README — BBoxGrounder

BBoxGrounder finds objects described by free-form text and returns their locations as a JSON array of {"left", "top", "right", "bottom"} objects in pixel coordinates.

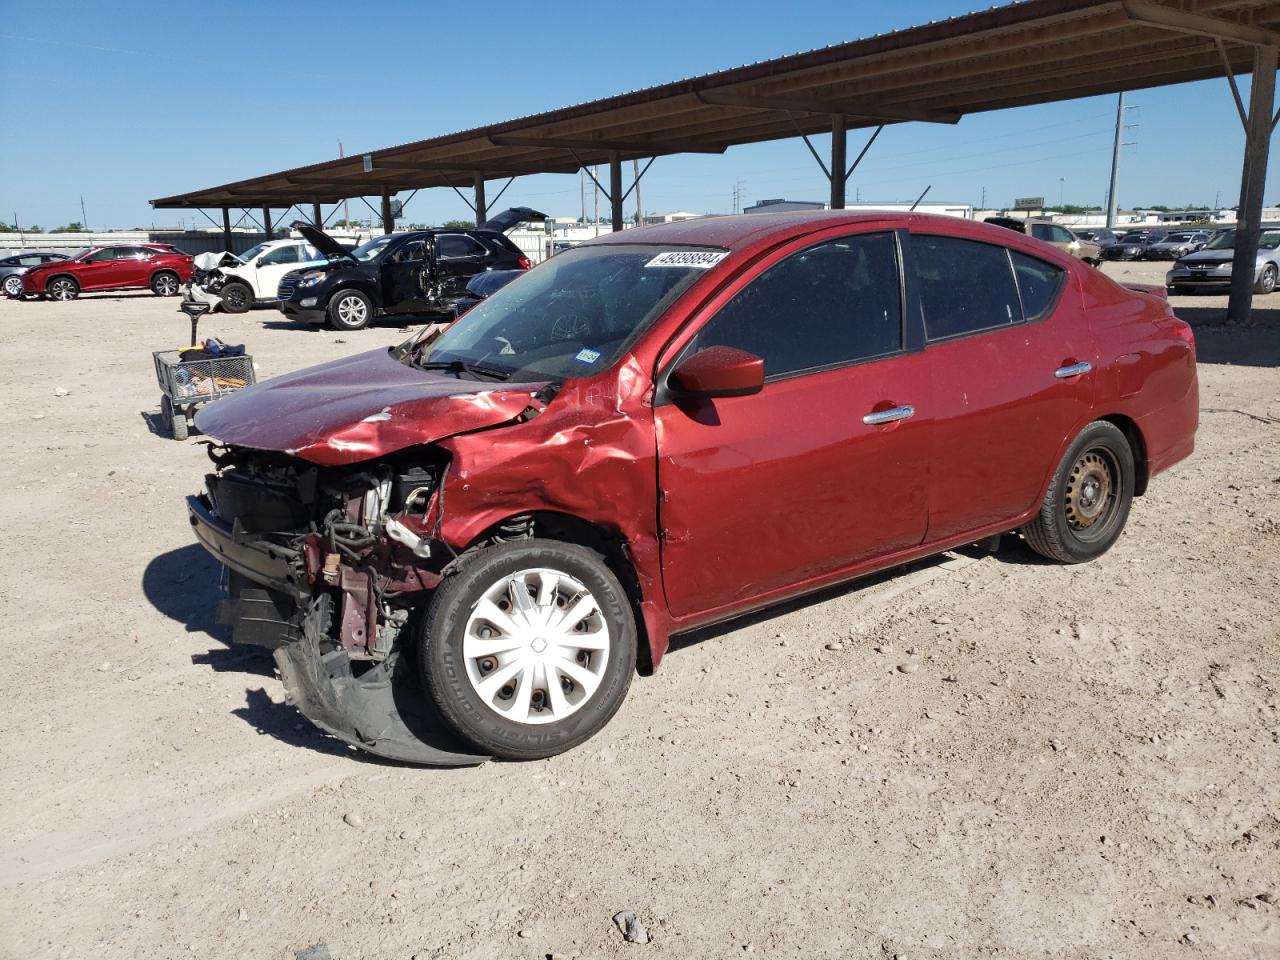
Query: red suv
[
  {"left": 16, "top": 244, "right": 193, "bottom": 300},
  {"left": 186, "top": 212, "right": 1198, "bottom": 764}
]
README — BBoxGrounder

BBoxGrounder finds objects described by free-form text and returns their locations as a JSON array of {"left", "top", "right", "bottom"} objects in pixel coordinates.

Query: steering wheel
[{"left": 550, "top": 313, "right": 590, "bottom": 341}]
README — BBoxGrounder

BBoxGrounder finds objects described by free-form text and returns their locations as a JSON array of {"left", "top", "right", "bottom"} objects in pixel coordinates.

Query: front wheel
[
  {"left": 1021, "top": 420, "right": 1135, "bottom": 563},
  {"left": 420, "top": 539, "right": 637, "bottom": 760},
  {"left": 220, "top": 281, "right": 253, "bottom": 313},
  {"left": 47, "top": 276, "right": 79, "bottom": 301},
  {"left": 1254, "top": 264, "right": 1277, "bottom": 295},
  {"left": 326, "top": 289, "right": 373, "bottom": 330},
  {"left": 161, "top": 395, "right": 188, "bottom": 440},
  {"left": 3, "top": 275, "right": 22, "bottom": 297}
]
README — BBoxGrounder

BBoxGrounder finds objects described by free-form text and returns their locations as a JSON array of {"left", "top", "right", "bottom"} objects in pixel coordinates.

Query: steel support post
[
  {"left": 312, "top": 201, "right": 322, "bottom": 226},
  {"left": 473, "top": 173, "right": 487, "bottom": 226},
  {"left": 221, "top": 207, "right": 232, "bottom": 250},
  {"left": 1227, "top": 45, "right": 1277, "bottom": 323},
  {"left": 262, "top": 207, "right": 272, "bottom": 239},
  {"left": 381, "top": 189, "right": 394, "bottom": 235},
  {"left": 830, "top": 115, "right": 847, "bottom": 209},
  {"left": 609, "top": 152, "right": 624, "bottom": 231}
]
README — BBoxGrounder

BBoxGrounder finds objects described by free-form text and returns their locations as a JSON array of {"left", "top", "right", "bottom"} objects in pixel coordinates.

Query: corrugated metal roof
[{"left": 154, "top": 0, "right": 1278, "bottom": 209}]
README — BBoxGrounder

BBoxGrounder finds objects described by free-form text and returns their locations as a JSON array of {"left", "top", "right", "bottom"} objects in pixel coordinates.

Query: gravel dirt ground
[{"left": 0, "top": 260, "right": 1276, "bottom": 960}]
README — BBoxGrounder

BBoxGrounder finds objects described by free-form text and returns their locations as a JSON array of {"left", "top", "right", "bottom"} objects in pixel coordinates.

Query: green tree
[
  {"left": 50, "top": 222, "right": 90, "bottom": 233},
  {"left": 442, "top": 219, "right": 475, "bottom": 229}
]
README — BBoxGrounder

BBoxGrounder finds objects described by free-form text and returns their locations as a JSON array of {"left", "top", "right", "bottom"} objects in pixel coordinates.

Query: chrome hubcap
[
  {"left": 3, "top": 277, "right": 20, "bottom": 296},
  {"left": 156, "top": 276, "right": 177, "bottom": 295},
  {"left": 337, "top": 296, "right": 367, "bottom": 324},
  {"left": 462, "top": 568, "right": 610, "bottom": 725}
]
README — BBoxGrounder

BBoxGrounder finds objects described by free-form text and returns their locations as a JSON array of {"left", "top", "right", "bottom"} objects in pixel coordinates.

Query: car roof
[{"left": 577, "top": 210, "right": 1031, "bottom": 253}]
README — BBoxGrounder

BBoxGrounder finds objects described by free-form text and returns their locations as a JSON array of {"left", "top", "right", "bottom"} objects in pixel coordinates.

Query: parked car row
[
  {"left": 6, "top": 244, "right": 193, "bottom": 300},
  {"left": 0, "top": 251, "right": 70, "bottom": 297},
  {"left": 186, "top": 211, "right": 1199, "bottom": 762},
  {"left": 1167, "top": 226, "right": 1280, "bottom": 295}
]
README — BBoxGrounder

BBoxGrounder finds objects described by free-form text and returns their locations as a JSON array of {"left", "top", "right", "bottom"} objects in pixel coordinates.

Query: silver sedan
[
  {"left": 1, "top": 251, "right": 70, "bottom": 297},
  {"left": 1166, "top": 228, "right": 1280, "bottom": 295}
]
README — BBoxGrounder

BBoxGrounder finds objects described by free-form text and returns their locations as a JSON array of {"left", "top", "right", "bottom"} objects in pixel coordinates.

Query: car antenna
[{"left": 909, "top": 185, "right": 932, "bottom": 212}]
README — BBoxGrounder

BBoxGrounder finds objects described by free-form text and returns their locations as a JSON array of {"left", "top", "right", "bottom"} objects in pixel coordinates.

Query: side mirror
[{"left": 669, "top": 346, "right": 764, "bottom": 399}]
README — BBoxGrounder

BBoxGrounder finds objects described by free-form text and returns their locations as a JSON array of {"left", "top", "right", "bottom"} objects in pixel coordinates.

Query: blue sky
[{"left": 0, "top": 0, "right": 1273, "bottom": 230}]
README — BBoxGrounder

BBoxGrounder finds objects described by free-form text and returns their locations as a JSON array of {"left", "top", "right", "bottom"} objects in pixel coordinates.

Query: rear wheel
[
  {"left": 327, "top": 289, "right": 372, "bottom": 330},
  {"left": 220, "top": 281, "right": 253, "bottom": 313},
  {"left": 151, "top": 271, "right": 180, "bottom": 297},
  {"left": 1254, "top": 264, "right": 1277, "bottom": 294},
  {"left": 161, "top": 395, "right": 188, "bottom": 440},
  {"left": 420, "top": 539, "right": 637, "bottom": 760},
  {"left": 1021, "top": 420, "right": 1135, "bottom": 564},
  {"left": 46, "top": 276, "right": 79, "bottom": 301}
]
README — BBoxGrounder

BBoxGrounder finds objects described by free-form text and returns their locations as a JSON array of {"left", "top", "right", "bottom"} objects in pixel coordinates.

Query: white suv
[{"left": 193, "top": 239, "right": 324, "bottom": 313}]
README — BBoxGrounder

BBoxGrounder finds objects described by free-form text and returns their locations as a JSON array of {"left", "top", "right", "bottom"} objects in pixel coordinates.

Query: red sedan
[
  {"left": 187, "top": 211, "right": 1198, "bottom": 763},
  {"left": 17, "top": 243, "right": 193, "bottom": 300}
]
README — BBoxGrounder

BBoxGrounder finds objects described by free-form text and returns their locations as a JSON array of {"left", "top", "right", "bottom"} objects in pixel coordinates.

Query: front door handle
[
  {"left": 863, "top": 404, "right": 915, "bottom": 426},
  {"left": 1055, "top": 361, "right": 1092, "bottom": 379}
]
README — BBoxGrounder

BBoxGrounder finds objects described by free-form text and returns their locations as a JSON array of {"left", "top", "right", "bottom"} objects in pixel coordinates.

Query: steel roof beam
[
  {"left": 487, "top": 134, "right": 726, "bottom": 156},
  {"left": 1120, "top": 0, "right": 1279, "bottom": 46},
  {"left": 695, "top": 89, "right": 961, "bottom": 124}
]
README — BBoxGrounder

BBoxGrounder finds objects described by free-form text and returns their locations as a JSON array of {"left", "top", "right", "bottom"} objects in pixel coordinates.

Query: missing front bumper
[{"left": 275, "top": 597, "right": 488, "bottom": 767}]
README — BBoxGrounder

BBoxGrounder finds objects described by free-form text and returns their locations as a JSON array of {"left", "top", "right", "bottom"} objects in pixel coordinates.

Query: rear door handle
[
  {"left": 1054, "top": 361, "right": 1092, "bottom": 379},
  {"left": 862, "top": 404, "right": 915, "bottom": 425}
]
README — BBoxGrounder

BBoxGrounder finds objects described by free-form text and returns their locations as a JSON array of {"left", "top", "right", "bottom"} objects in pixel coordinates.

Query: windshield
[
  {"left": 347, "top": 236, "right": 393, "bottom": 262},
  {"left": 68, "top": 248, "right": 93, "bottom": 261},
  {"left": 1205, "top": 230, "right": 1235, "bottom": 250},
  {"left": 407, "top": 244, "right": 721, "bottom": 382},
  {"left": 1163, "top": 233, "right": 1193, "bottom": 243},
  {"left": 239, "top": 242, "right": 270, "bottom": 262}
]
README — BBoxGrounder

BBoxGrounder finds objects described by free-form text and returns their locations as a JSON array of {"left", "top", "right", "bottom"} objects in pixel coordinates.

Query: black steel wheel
[{"left": 1021, "top": 420, "right": 1135, "bottom": 563}]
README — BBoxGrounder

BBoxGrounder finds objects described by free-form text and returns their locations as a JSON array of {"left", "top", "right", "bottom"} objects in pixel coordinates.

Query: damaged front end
[{"left": 188, "top": 443, "right": 487, "bottom": 765}]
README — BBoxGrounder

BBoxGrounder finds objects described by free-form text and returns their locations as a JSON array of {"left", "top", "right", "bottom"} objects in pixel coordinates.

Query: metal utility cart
[{"left": 153, "top": 301, "right": 255, "bottom": 440}]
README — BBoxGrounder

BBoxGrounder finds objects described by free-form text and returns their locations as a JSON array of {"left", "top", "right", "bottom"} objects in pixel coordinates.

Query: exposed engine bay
[{"left": 190, "top": 443, "right": 497, "bottom": 764}]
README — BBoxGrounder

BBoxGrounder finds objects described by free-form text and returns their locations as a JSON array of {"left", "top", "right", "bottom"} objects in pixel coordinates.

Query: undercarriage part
[
  {"left": 217, "top": 572, "right": 299, "bottom": 648},
  {"left": 275, "top": 596, "right": 488, "bottom": 766}
]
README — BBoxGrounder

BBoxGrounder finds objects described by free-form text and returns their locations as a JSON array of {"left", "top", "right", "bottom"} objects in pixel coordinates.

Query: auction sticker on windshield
[{"left": 645, "top": 251, "right": 727, "bottom": 269}]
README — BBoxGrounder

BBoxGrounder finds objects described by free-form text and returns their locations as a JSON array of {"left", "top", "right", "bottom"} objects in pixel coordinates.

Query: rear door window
[
  {"left": 914, "top": 235, "right": 1021, "bottom": 340},
  {"left": 437, "top": 234, "right": 485, "bottom": 259},
  {"left": 687, "top": 232, "right": 903, "bottom": 380},
  {"left": 258, "top": 245, "right": 301, "bottom": 266},
  {"left": 1009, "top": 251, "right": 1067, "bottom": 321}
]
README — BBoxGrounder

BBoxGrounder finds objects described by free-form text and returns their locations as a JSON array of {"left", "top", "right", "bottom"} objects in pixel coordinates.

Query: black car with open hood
[{"left": 279, "top": 208, "right": 544, "bottom": 331}]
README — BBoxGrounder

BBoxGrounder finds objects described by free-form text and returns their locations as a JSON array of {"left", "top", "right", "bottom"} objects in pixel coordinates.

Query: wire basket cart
[{"left": 153, "top": 301, "right": 256, "bottom": 440}]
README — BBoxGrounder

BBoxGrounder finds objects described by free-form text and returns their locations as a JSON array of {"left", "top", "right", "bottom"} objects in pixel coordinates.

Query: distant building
[
  {"left": 743, "top": 198, "right": 826, "bottom": 214},
  {"left": 642, "top": 211, "right": 704, "bottom": 225}
]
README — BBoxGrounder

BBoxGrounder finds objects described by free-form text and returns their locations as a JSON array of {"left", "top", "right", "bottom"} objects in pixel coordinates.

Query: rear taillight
[{"left": 518, "top": 256, "right": 531, "bottom": 270}]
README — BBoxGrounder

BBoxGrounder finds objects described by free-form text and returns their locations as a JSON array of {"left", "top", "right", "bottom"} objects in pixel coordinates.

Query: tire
[
  {"left": 220, "top": 281, "right": 253, "bottom": 313},
  {"left": 1021, "top": 420, "right": 1135, "bottom": 564},
  {"left": 162, "top": 395, "right": 188, "bottom": 440},
  {"left": 420, "top": 538, "right": 637, "bottom": 760},
  {"left": 46, "top": 276, "right": 79, "bottom": 301},
  {"left": 326, "top": 289, "right": 373, "bottom": 330},
  {"left": 3, "top": 275, "right": 22, "bottom": 297},
  {"left": 1254, "top": 264, "right": 1277, "bottom": 295},
  {"left": 151, "top": 271, "right": 180, "bottom": 297}
]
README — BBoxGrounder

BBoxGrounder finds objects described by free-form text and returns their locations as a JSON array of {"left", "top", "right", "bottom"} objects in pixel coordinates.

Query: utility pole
[
  {"left": 80, "top": 195, "right": 88, "bottom": 231},
  {"left": 339, "top": 141, "right": 350, "bottom": 227},
  {"left": 593, "top": 165, "right": 600, "bottom": 237},
  {"left": 1105, "top": 93, "right": 1126, "bottom": 229},
  {"left": 580, "top": 170, "right": 586, "bottom": 225}
]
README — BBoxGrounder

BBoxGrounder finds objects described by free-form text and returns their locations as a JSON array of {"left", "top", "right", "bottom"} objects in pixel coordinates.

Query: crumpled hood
[{"left": 194, "top": 348, "right": 549, "bottom": 465}]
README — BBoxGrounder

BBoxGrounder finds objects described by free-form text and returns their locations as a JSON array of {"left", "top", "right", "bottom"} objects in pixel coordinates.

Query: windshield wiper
[{"left": 417, "top": 358, "right": 512, "bottom": 381}]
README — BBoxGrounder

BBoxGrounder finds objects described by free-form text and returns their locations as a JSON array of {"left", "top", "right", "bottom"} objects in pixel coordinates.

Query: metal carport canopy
[
  {"left": 153, "top": 0, "right": 1280, "bottom": 319},
  {"left": 154, "top": 0, "right": 1276, "bottom": 210}
]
